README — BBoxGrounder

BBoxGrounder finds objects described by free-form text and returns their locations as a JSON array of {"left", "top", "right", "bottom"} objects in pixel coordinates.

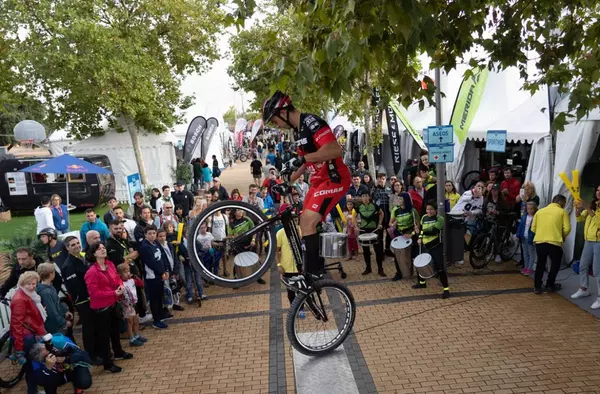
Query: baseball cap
[
  {"left": 213, "top": 177, "right": 221, "bottom": 182},
  {"left": 174, "top": 180, "right": 184, "bottom": 186}
]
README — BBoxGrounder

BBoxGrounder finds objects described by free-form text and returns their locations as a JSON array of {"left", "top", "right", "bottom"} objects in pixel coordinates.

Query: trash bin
[{"left": 447, "top": 215, "right": 466, "bottom": 262}]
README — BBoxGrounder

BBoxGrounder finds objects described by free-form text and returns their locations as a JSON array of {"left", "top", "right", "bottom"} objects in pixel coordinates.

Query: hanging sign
[{"left": 486, "top": 130, "right": 507, "bottom": 153}]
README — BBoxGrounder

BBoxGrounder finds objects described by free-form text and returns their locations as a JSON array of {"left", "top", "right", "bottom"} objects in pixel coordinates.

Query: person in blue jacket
[
  {"left": 50, "top": 194, "right": 70, "bottom": 234},
  {"left": 138, "top": 225, "right": 169, "bottom": 329},
  {"left": 79, "top": 208, "right": 109, "bottom": 249},
  {"left": 516, "top": 201, "right": 537, "bottom": 275},
  {"left": 28, "top": 336, "right": 92, "bottom": 394}
]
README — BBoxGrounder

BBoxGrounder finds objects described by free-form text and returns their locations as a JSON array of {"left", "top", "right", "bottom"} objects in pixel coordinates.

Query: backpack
[{"left": 213, "top": 167, "right": 221, "bottom": 177}]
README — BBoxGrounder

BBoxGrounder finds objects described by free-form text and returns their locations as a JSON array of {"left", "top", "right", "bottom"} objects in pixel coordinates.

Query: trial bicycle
[
  {"left": 469, "top": 213, "right": 519, "bottom": 269},
  {"left": 187, "top": 159, "right": 356, "bottom": 356},
  {"left": 0, "top": 298, "right": 26, "bottom": 389}
]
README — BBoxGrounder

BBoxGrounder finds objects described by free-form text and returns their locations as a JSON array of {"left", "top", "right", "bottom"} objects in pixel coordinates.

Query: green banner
[
  {"left": 450, "top": 67, "right": 489, "bottom": 143},
  {"left": 389, "top": 99, "right": 427, "bottom": 150}
]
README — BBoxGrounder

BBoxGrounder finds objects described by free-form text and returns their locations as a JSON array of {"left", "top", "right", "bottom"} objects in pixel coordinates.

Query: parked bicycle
[
  {"left": 187, "top": 160, "right": 356, "bottom": 356},
  {"left": 233, "top": 147, "right": 248, "bottom": 162},
  {"left": 0, "top": 298, "right": 25, "bottom": 389},
  {"left": 469, "top": 213, "right": 519, "bottom": 269}
]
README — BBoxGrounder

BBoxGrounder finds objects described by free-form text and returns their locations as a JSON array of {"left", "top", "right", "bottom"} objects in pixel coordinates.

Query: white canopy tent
[
  {"left": 47, "top": 129, "right": 75, "bottom": 156},
  {"left": 551, "top": 101, "right": 600, "bottom": 263},
  {"left": 67, "top": 131, "right": 178, "bottom": 201},
  {"left": 378, "top": 66, "right": 551, "bottom": 191}
]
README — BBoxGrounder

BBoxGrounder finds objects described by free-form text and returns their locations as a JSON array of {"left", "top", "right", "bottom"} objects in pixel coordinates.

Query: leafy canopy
[
  {"left": 231, "top": 0, "right": 600, "bottom": 128},
  {"left": 227, "top": 10, "right": 363, "bottom": 121},
  {"left": 0, "top": 0, "right": 226, "bottom": 138}
]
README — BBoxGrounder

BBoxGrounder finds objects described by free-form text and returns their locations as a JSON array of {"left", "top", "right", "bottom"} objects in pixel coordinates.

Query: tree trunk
[{"left": 125, "top": 119, "right": 149, "bottom": 185}]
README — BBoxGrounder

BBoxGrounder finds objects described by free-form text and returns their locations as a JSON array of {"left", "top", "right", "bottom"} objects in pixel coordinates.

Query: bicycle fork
[{"left": 281, "top": 276, "right": 328, "bottom": 322}]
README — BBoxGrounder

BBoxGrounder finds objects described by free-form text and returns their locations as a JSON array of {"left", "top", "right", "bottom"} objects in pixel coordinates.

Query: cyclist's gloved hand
[
  {"left": 290, "top": 156, "right": 305, "bottom": 170},
  {"left": 272, "top": 182, "right": 290, "bottom": 195}
]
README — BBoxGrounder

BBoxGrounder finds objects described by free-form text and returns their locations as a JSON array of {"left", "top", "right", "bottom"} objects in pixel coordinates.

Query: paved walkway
[{"left": 10, "top": 161, "right": 600, "bottom": 393}]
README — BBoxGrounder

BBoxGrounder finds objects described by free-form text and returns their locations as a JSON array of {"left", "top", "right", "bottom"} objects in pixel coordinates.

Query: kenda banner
[
  {"left": 201, "top": 117, "right": 219, "bottom": 161},
  {"left": 450, "top": 67, "right": 489, "bottom": 143},
  {"left": 385, "top": 106, "right": 402, "bottom": 175},
  {"left": 183, "top": 116, "right": 207, "bottom": 163},
  {"left": 388, "top": 99, "right": 427, "bottom": 151}
]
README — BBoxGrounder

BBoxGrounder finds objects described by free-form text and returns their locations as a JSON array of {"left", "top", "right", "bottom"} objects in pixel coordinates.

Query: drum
[
  {"left": 414, "top": 253, "right": 436, "bottom": 279},
  {"left": 234, "top": 252, "right": 260, "bottom": 279},
  {"left": 358, "top": 232, "right": 378, "bottom": 247},
  {"left": 391, "top": 236, "right": 413, "bottom": 278},
  {"left": 391, "top": 236, "right": 412, "bottom": 251},
  {"left": 320, "top": 232, "right": 348, "bottom": 259}
]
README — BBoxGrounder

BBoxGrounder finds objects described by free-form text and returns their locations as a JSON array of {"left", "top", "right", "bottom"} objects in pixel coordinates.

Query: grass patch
[{"left": 0, "top": 204, "right": 129, "bottom": 251}]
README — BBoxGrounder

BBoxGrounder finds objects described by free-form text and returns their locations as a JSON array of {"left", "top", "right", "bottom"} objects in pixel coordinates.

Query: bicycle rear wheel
[
  {"left": 461, "top": 170, "right": 481, "bottom": 192},
  {"left": 500, "top": 233, "right": 519, "bottom": 261},
  {"left": 286, "top": 279, "right": 356, "bottom": 356},
  {"left": 187, "top": 201, "right": 277, "bottom": 288},
  {"left": 469, "top": 233, "right": 494, "bottom": 269},
  {"left": 239, "top": 154, "right": 248, "bottom": 162},
  {"left": 0, "top": 331, "right": 25, "bottom": 388}
]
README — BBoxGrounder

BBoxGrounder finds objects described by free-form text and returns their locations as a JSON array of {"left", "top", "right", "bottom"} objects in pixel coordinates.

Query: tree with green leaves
[
  {"left": 223, "top": 105, "right": 237, "bottom": 130},
  {"left": 0, "top": 35, "right": 46, "bottom": 146},
  {"left": 228, "top": 8, "right": 383, "bottom": 171},
  {"left": 231, "top": 0, "right": 600, "bottom": 133},
  {"left": 0, "top": 0, "right": 226, "bottom": 184}
]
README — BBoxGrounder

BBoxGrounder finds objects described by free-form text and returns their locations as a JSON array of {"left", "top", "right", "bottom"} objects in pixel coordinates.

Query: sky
[{"left": 173, "top": 12, "right": 265, "bottom": 136}]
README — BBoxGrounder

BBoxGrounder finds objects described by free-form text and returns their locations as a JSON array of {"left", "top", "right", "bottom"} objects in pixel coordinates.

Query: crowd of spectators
[{"left": 17, "top": 136, "right": 598, "bottom": 392}]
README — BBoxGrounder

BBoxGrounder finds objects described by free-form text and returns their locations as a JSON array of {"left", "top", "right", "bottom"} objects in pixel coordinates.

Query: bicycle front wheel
[
  {"left": 187, "top": 200, "right": 277, "bottom": 288},
  {"left": 0, "top": 331, "right": 25, "bottom": 388},
  {"left": 286, "top": 279, "right": 356, "bottom": 356}
]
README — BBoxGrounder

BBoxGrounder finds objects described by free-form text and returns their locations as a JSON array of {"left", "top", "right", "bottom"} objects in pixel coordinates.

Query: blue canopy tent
[{"left": 19, "top": 154, "right": 113, "bottom": 208}]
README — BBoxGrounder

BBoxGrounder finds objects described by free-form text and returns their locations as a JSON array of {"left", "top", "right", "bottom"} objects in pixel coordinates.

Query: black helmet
[
  {"left": 262, "top": 90, "right": 292, "bottom": 123},
  {"left": 38, "top": 227, "right": 58, "bottom": 240}
]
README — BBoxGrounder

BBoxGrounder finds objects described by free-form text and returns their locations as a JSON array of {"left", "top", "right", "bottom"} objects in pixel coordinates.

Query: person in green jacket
[
  {"left": 358, "top": 191, "right": 385, "bottom": 277},
  {"left": 389, "top": 192, "right": 420, "bottom": 281},
  {"left": 414, "top": 201, "right": 450, "bottom": 299},
  {"left": 226, "top": 209, "right": 266, "bottom": 285}
]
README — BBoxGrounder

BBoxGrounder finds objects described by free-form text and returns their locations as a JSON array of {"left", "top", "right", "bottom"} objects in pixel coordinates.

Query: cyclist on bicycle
[
  {"left": 450, "top": 182, "right": 484, "bottom": 264},
  {"left": 262, "top": 91, "right": 351, "bottom": 275}
]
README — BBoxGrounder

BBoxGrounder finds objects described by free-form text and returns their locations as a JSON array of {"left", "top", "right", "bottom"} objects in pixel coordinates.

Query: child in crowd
[
  {"left": 117, "top": 263, "right": 148, "bottom": 346},
  {"left": 517, "top": 201, "right": 537, "bottom": 275},
  {"left": 344, "top": 201, "right": 358, "bottom": 260},
  {"left": 36, "top": 263, "right": 73, "bottom": 338}
]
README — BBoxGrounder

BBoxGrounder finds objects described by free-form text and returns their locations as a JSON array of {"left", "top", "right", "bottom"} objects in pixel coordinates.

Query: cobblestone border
[{"left": 268, "top": 266, "right": 287, "bottom": 394}]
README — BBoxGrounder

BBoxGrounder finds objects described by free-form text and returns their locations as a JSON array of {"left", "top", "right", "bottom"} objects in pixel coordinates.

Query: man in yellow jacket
[{"left": 531, "top": 194, "right": 571, "bottom": 294}]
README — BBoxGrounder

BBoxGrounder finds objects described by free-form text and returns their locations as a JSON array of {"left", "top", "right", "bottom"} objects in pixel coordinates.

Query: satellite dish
[{"left": 14, "top": 120, "right": 46, "bottom": 147}]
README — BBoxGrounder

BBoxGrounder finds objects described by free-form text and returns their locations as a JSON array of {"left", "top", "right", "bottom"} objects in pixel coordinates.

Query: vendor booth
[{"left": 67, "top": 131, "right": 178, "bottom": 202}]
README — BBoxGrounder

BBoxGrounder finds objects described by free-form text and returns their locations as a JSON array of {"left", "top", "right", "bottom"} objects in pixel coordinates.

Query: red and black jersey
[{"left": 296, "top": 113, "right": 348, "bottom": 185}]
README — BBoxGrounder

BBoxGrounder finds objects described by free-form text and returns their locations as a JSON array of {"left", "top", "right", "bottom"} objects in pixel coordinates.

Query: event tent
[
  {"left": 67, "top": 131, "right": 178, "bottom": 201},
  {"left": 376, "top": 66, "right": 551, "bottom": 194},
  {"left": 551, "top": 101, "right": 600, "bottom": 263}
]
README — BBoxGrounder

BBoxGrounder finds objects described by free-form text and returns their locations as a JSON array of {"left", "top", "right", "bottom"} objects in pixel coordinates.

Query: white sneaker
[
  {"left": 591, "top": 298, "right": 600, "bottom": 310},
  {"left": 456, "top": 260, "right": 464, "bottom": 265},
  {"left": 495, "top": 255, "right": 502, "bottom": 263},
  {"left": 139, "top": 314, "right": 153, "bottom": 324},
  {"left": 571, "top": 289, "right": 591, "bottom": 299}
]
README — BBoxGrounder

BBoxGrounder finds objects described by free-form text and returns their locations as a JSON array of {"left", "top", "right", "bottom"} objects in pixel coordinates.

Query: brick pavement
[{"left": 7, "top": 162, "right": 600, "bottom": 393}]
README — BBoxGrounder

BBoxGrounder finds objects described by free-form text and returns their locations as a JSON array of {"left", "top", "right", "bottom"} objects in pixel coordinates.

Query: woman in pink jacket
[{"left": 84, "top": 242, "right": 133, "bottom": 373}]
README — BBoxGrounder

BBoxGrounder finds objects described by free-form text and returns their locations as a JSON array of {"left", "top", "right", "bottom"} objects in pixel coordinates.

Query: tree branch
[{"left": 22, "top": 0, "right": 55, "bottom": 38}]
